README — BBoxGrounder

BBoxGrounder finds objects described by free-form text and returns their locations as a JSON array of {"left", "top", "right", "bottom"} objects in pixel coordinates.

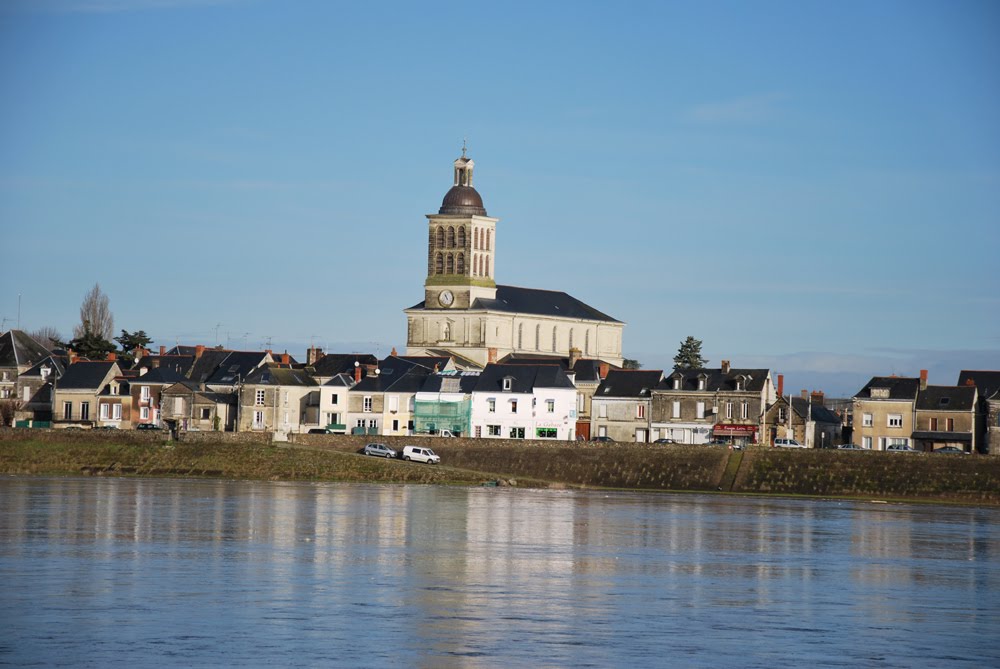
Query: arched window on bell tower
[
  {"left": 456, "top": 253, "right": 465, "bottom": 274},
  {"left": 457, "top": 226, "right": 466, "bottom": 247},
  {"left": 446, "top": 254, "right": 454, "bottom": 274},
  {"left": 436, "top": 227, "right": 444, "bottom": 248},
  {"left": 435, "top": 253, "right": 443, "bottom": 275},
  {"left": 447, "top": 227, "right": 455, "bottom": 248}
]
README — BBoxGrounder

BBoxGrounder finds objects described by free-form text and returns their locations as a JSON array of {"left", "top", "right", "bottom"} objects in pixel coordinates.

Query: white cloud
[{"left": 685, "top": 93, "right": 787, "bottom": 124}]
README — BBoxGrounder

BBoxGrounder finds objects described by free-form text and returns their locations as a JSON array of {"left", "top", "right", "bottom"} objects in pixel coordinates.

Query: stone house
[
  {"left": 592, "top": 369, "right": 663, "bottom": 442},
  {"left": 650, "top": 362, "right": 773, "bottom": 446},
  {"left": 128, "top": 367, "right": 186, "bottom": 428},
  {"left": 161, "top": 381, "right": 234, "bottom": 432},
  {"left": 956, "top": 370, "right": 1000, "bottom": 454},
  {"left": 0, "top": 330, "right": 51, "bottom": 403},
  {"left": 238, "top": 364, "right": 318, "bottom": 434},
  {"left": 13, "top": 356, "right": 64, "bottom": 426},
  {"left": 912, "top": 384, "right": 977, "bottom": 453},
  {"left": 762, "top": 391, "right": 843, "bottom": 448},
  {"left": 852, "top": 374, "right": 922, "bottom": 451},
  {"left": 52, "top": 360, "right": 123, "bottom": 428}
]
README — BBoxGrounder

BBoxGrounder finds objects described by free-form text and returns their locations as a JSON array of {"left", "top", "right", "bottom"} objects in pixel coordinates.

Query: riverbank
[{"left": 2, "top": 431, "right": 998, "bottom": 504}]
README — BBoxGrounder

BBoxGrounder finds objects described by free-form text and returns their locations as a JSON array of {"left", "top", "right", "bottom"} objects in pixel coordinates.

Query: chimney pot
[
  {"left": 568, "top": 347, "right": 582, "bottom": 368},
  {"left": 777, "top": 374, "right": 784, "bottom": 398},
  {"left": 488, "top": 347, "right": 498, "bottom": 364},
  {"left": 599, "top": 362, "right": 610, "bottom": 380},
  {"left": 801, "top": 389, "right": 808, "bottom": 399},
  {"left": 391, "top": 347, "right": 398, "bottom": 357},
  {"left": 159, "top": 345, "right": 166, "bottom": 356},
  {"left": 107, "top": 352, "right": 116, "bottom": 362},
  {"left": 195, "top": 345, "right": 205, "bottom": 359},
  {"left": 354, "top": 364, "right": 362, "bottom": 384},
  {"left": 281, "top": 353, "right": 290, "bottom": 365},
  {"left": 721, "top": 359, "right": 730, "bottom": 374},
  {"left": 920, "top": 369, "right": 928, "bottom": 390}
]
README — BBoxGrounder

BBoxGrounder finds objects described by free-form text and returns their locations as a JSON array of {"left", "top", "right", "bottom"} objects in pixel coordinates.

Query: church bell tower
[{"left": 423, "top": 145, "right": 499, "bottom": 311}]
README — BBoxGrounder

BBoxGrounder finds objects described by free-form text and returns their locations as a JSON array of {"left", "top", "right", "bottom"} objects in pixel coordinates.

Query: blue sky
[{"left": 2, "top": 0, "right": 998, "bottom": 396}]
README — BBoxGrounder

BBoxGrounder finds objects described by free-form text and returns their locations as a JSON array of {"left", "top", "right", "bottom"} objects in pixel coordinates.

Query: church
[{"left": 404, "top": 149, "right": 625, "bottom": 368}]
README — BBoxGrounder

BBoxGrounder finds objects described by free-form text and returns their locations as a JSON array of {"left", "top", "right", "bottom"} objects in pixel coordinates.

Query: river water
[{"left": 1, "top": 477, "right": 997, "bottom": 668}]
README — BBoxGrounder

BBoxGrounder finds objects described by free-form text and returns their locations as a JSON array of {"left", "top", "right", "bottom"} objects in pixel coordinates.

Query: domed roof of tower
[{"left": 440, "top": 185, "right": 487, "bottom": 216}]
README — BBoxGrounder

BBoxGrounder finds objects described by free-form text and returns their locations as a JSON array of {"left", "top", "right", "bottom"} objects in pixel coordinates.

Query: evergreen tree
[
  {"left": 622, "top": 358, "right": 643, "bottom": 370},
  {"left": 66, "top": 321, "right": 117, "bottom": 360},
  {"left": 673, "top": 336, "right": 708, "bottom": 369},
  {"left": 114, "top": 329, "right": 153, "bottom": 364}
]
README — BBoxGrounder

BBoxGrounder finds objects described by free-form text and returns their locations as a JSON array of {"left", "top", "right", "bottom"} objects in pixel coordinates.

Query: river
[{"left": 1, "top": 476, "right": 997, "bottom": 668}]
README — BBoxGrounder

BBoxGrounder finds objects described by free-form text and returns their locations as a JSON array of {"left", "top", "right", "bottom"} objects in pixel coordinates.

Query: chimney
[
  {"left": 568, "top": 347, "right": 582, "bottom": 369},
  {"left": 777, "top": 374, "right": 784, "bottom": 398},
  {"left": 281, "top": 353, "right": 290, "bottom": 365},
  {"left": 920, "top": 369, "right": 928, "bottom": 391},
  {"left": 195, "top": 345, "right": 205, "bottom": 359},
  {"left": 721, "top": 360, "right": 730, "bottom": 374},
  {"left": 811, "top": 390, "right": 825, "bottom": 407},
  {"left": 391, "top": 347, "right": 398, "bottom": 357},
  {"left": 801, "top": 389, "right": 808, "bottom": 399},
  {"left": 265, "top": 349, "right": 272, "bottom": 356},
  {"left": 599, "top": 362, "right": 610, "bottom": 380},
  {"left": 107, "top": 352, "right": 116, "bottom": 362},
  {"left": 488, "top": 347, "right": 498, "bottom": 364},
  {"left": 354, "top": 362, "right": 362, "bottom": 384},
  {"left": 159, "top": 345, "right": 166, "bottom": 356},
  {"left": 307, "top": 346, "right": 323, "bottom": 365}
]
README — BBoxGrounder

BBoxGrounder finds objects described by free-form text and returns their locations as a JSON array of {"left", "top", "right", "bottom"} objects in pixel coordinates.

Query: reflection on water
[{"left": 1, "top": 477, "right": 998, "bottom": 668}]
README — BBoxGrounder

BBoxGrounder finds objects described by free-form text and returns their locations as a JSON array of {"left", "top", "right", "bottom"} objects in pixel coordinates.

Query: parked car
[
  {"left": 402, "top": 445, "right": 440, "bottom": 464},
  {"left": 774, "top": 438, "right": 806, "bottom": 448},
  {"left": 837, "top": 443, "right": 864, "bottom": 450},
  {"left": 136, "top": 424, "right": 162, "bottom": 431},
  {"left": 653, "top": 438, "right": 675, "bottom": 444},
  {"left": 707, "top": 438, "right": 729, "bottom": 446},
  {"left": 363, "top": 443, "right": 397, "bottom": 459},
  {"left": 886, "top": 444, "right": 917, "bottom": 453},
  {"left": 590, "top": 436, "right": 614, "bottom": 443},
  {"left": 308, "top": 427, "right": 334, "bottom": 434},
  {"left": 934, "top": 446, "right": 968, "bottom": 455}
]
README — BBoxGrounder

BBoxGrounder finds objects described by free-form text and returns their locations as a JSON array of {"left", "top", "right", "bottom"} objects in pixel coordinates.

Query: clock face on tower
[{"left": 439, "top": 290, "right": 454, "bottom": 308}]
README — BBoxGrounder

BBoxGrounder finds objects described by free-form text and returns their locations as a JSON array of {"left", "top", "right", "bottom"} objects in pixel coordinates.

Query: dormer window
[
  {"left": 502, "top": 377, "right": 513, "bottom": 392},
  {"left": 673, "top": 378, "right": 681, "bottom": 390},
  {"left": 697, "top": 376, "right": 707, "bottom": 391}
]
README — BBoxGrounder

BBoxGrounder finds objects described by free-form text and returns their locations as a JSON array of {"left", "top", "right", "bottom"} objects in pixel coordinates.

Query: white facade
[
  {"left": 318, "top": 374, "right": 353, "bottom": 432},
  {"left": 471, "top": 384, "right": 577, "bottom": 441}
]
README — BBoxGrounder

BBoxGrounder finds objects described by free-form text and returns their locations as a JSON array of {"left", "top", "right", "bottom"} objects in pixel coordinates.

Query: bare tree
[
  {"left": 73, "top": 283, "right": 114, "bottom": 340},
  {"left": 28, "top": 326, "right": 63, "bottom": 350}
]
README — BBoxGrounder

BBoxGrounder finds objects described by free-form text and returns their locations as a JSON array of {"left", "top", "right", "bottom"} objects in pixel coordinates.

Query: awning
[
  {"left": 911, "top": 431, "right": 972, "bottom": 442},
  {"left": 713, "top": 424, "right": 757, "bottom": 436}
]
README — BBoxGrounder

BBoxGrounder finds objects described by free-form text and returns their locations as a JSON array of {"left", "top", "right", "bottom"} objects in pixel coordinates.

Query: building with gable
[
  {"left": 404, "top": 150, "right": 625, "bottom": 368},
  {"left": 470, "top": 363, "right": 578, "bottom": 440}
]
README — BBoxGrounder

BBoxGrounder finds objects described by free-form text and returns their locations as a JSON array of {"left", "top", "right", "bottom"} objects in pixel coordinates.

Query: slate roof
[
  {"left": 855, "top": 376, "right": 921, "bottom": 400},
  {"left": 915, "top": 385, "right": 977, "bottom": 412},
  {"left": 134, "top": 355, "right": 196, "bottom": 377},
  {"left": 243, "top": 365, "right": 317, "bottom": 387},
  {"left": 0, "top": 330, "right": 52, "bottom": 370},
  {"left": 310, "top": 353, "right": 378, "bottom": 377},
  {"left": 473, "top": 364, "right": 575, "bottom": 394},
  {"left": 323, "top": 373, "right": 355, "bottom": 388},
  {"left": 596, "top": 369, "right": 663, "bottom": 399},
  {"left": 201, "top": 351, "right": 271, "bottom": 385},
  {"left": 419, "top": 370, "right": 482, "bottom": 394},
  {"left": 187, "top": 350, "right": 234, "bottom": 383},
  {"left": 57, "top": 361, "right": 118, "bottom": 390},
  {"left": 133, "top": 367, "right": 187, "bottom": 385},
  {"left": 408, "top": 285, "right": 621, "bottom": 323},
  {"left": 957, "top": 370, "right": 1000, "bottom": 401},
  {"left": 498, "top": 354, "right": 606, "bottom": 383},
  {"left": 20, "top": 356, "right": 65, "bottom": 379},
  {"left": 350, "top": 357, "right": 435, "bottom": 394},
  {"left": 657, "top": 367, "right": 770, "bottom": 393},
  {"left": 789, "top": 397, "right": 842, "bottom": 424}
]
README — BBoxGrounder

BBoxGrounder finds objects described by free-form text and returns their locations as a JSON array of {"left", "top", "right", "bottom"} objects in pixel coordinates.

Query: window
[
  {"left": 502, "top": 378, "right": 513, "bottom": 391},
  {"left": 356, "top": 419, "right": 365, "bottom": 428},
  {"left": 509, "top": 427, "right": 525, "bottom": 439},
  {"left": 598, "top": 426, "right": 607, "bottom": 437},
  {"left": 510, "top": 399, "right": 518, "bottom": 413},
  {"left": 23, "top": 386, "right": 31, "bottom": 402},
  {"left": 80, "top": 402, "right": 89, "bottom": 421},
  {"left": 741, "top": 403, "right": 749, "bottom": 420},
  {"left": 637, "top": 404, "right": 645, "bottom": 419},
  {"left": 200, "top": 408, "right": 211, "bottom": 420},
  {"left": 552, "top": 327, "right": 557, "bottom": 351},
  {"left": 888, "top": 414, "right": 903, "bottom": 428},
  {"left": 536, "top": 428, "right": 557, "bottom": 439},
  {"left": 487, "top": 424, "right": 501, "bottom": 436},
  {"left": 282, "top": 391, "right": 288, "bottom": 407},
  {"left": 947, "top": 418, "right": 954, "bottom": 431},
  {"left": 585, "top": 330, "right": 590, "bottom": 355},
  {"left": 672, "top": 401, "right": 681, "bottom": 419},
  {"left": 577, "top": 394, "right": 585, "bottom": 412},
  {"left": 725, "top": 403, "right": 733, "bottom": 419},
  {"left": 673, "top": 378, "right": 681, "bottom": 390},
  {"left": 388, "top": 396, "right": 398, "bottom": 412},
  {"left": 363, "top": 396, "right": 373, "bottom": 413},
  {"left": 488, "top": 398, "right": 496, "bottom": 413},
  {"left": 862, "top": 436, "right": 872, "bottom": 449},
  {"left": 598, "top": 403, "right": 607, "bottom": 418},
  {"left": 777, "top": 408, "right": 786, "bottom": 423},
  {"left": 113, "top": 404, "right": 122, "bottom": 420},
  {"left": 392, "top": 419, "right": 399, "bottom": 432},
  {"left": 697, "top": 378, "right": 706, "bottom": 391},
  {"left": 140, "top": 407, "right": 149, "bottom": 420},
  {"left": 518, "top": 324, "right": 523, "bottom": 349},
  {"left": 368, "top": 419, "right": 377, "bottom": 429},
  {"left": 254, "top": 411, "right": 265, "bottom": 429},
  {"left": 696, "top": 402, "right": 705, "bottom": 419},
  {"left": 546, "top": 399, "right": 555, "bottom": 413},
  {"left": 100, "top": 403, "right": 109, "bottom": 420},
  {"left": 863, "top": 413, "right": 873, "bottom": 427},
  {"left": 930, "top": 417, "right": 938, "bottom": 431},
  {"left": 331, "top": 393, "right": 338, "bottom": 404},
  {"left": 535, "top": 325, "right": 540, "bottom": 349},
  {"left": 255, "top": 390, "right": 265, "bottom": 406},
  {"left": 64, "top": 402, "right": 73, "bottom": 420},
  {"left": 141, "top": 386, "right": 150, "bottom": 401}
]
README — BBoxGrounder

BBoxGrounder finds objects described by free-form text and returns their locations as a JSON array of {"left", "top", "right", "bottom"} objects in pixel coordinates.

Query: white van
[{"left": 402, "top": 446, "right": 441, "bottom": 464}]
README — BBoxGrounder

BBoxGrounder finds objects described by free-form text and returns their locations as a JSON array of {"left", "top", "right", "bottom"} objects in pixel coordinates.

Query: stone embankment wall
[{"left": 3, "top": 430, "right": 999, "bottom": 503}]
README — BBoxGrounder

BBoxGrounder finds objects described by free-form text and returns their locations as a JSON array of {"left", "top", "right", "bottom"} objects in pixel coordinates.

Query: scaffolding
[{"left": 413, "top": 398, "right": 471, "bottom": 437}]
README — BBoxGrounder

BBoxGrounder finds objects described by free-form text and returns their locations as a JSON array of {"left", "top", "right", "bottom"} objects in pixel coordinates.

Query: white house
[{"left": 470, "top": 364, "right": 577, "bottom": 441}]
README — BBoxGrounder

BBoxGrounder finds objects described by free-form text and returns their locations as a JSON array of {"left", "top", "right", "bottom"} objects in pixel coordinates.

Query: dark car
[
  {"left": 653, "top": 438, "right": 675, "bottom": 444},
  {"left": 837, "top": 443, "right": 864, "bottom": 450},
  {"left": 136, "top": 424, "right": 162, "bottom": 431},
  {"left": 590, "top": 436, "right": 615, "bottom": 442},
  {"left": 934, "top": 446, "right": 968, "bottom": 455},
  {"left": 308, "top": 427, "right": 334, "bottom": 434}
]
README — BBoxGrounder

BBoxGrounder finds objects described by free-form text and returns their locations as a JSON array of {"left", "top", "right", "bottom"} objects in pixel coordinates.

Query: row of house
[{"left": 2, "top": 330, "right": 998, "bottom": 453}]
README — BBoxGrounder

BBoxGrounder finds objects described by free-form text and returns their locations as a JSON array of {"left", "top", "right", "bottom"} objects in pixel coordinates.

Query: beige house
[
  {"left": 912, "top": 385, "right": 977, "bottom": 452},
  {"left": 51, "top": 361, "right": 123, "bottom": 428},
  {"left": 852, "top": 374, "right": 921, "bottom": 451},
  {"left": 161, "top": 382, "right": 234, "bottom": 433},
  {"left": 237, "top": 365, "right": 318, "bottom": 434},
  {"left": 591, "top": 370, "right": 663, "bottom": 442}
]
